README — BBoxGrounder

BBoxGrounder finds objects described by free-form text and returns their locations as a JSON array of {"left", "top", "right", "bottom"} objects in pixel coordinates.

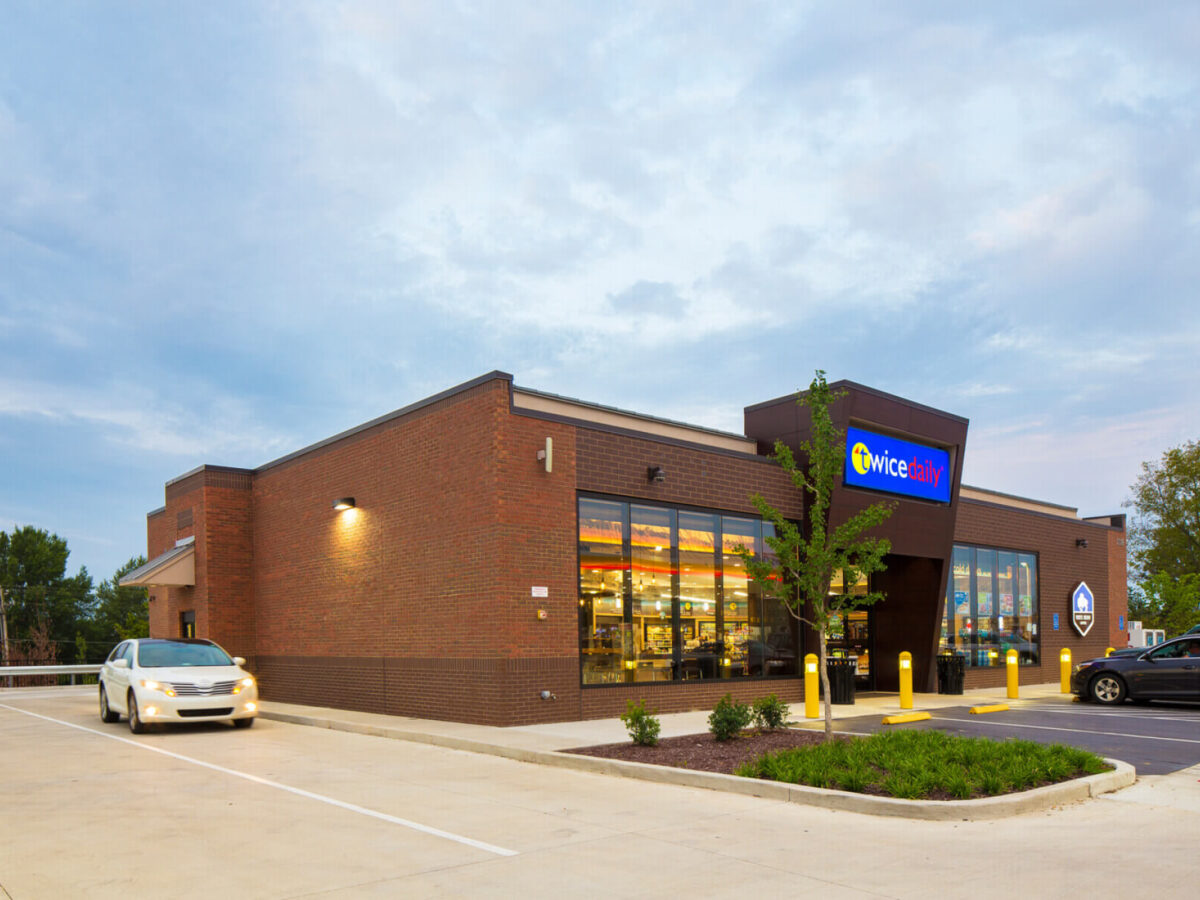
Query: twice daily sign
[{"left": 843, "top": 426, "right": 952, "bottom": 503}]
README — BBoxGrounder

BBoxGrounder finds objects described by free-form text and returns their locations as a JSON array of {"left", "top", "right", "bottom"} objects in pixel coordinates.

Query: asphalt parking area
[{"left": 832, "top": 698, "right": 1200, "bottom": 775}]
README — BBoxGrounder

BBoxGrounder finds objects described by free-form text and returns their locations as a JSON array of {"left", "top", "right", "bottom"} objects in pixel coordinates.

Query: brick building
[{"left": 123, "top": 372, "right": 1127, "bottom": 725}]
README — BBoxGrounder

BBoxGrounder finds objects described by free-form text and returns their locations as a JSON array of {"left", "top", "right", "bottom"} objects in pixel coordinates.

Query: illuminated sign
[
  {"left": 1071, "top": 582, "right": 1094, "bottom": 637},
  {"left": 843, "top": 426, "right": 951, "bottom": 503}
]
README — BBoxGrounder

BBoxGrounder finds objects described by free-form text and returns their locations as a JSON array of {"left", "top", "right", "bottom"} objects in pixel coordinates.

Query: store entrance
[{"left": 827, "top": 608, "right": 874, "bottom": 689}]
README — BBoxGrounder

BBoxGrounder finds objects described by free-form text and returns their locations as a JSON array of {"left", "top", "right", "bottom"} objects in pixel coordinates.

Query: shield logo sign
[{"left": 1071, "top": 582, "right": 1095, "bottom": 637}]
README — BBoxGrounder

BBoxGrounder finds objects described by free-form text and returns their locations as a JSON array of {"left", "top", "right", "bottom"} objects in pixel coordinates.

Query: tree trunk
[{"left": 817, "top": 624, "right": 833, "bottom": 740}]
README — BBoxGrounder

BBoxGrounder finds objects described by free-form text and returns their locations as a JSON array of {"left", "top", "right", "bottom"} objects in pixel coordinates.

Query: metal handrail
[{"left": 2, "top": 664, "right": 103, "bottom": 687}]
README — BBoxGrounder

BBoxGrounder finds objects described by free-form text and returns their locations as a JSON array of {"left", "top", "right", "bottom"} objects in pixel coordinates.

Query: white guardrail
[{"left": 2, "top": 664, "right": 103, "bottom": 687}]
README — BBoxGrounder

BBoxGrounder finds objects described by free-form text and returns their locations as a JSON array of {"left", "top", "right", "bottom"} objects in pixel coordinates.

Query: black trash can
[
  {"left": 826, "top": 657, "right": 856, "bottom": 704},
  {"left": 936, "top": 653, "right": 965, "bottom": 695}
]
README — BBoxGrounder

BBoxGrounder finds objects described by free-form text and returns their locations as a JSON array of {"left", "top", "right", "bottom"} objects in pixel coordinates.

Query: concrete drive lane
[
  {"left": 834, "top": 700, "right": 1200, "bottom": 775},
  {"left": 2, "top": 688, "right": 1199, "bottom": 899}
]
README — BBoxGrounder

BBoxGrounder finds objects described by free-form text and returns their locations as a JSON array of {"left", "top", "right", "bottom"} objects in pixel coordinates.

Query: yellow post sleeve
[
  {"left": 1006, "top": 648, "right": 1019, "bottom": 699},
  {"left": 1060, "top": 648, "right": 1072, "bottom": 693},
  {"left": 804, "top": 653, "right": 819, "bottom": 719},
  {"left": 898, "top": 651, "right": 913, "bottom": 710}
]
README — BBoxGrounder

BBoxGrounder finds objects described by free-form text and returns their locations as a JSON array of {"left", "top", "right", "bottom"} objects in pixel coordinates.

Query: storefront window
[
  {"left": 579, "top": 497, "right": 795, "bottom": 685},
  {"left": 940, "top": 544, "right": 1039, "bottom": 667},
  {"left": 578, "top": 498, "right": 628, "bottom": 684}
]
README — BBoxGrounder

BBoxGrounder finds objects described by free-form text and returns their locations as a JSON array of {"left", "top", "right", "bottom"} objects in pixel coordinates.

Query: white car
[{"left": 99, "top": 638, "right": 258, "bottom": 733}]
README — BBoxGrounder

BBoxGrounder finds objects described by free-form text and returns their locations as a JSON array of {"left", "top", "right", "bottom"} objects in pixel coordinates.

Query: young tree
[{"left": 738, "top": 372, "right": 894, "bottom": 740}]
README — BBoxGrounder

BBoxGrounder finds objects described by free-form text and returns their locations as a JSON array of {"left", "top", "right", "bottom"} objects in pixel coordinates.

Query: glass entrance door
[{"left": 826, "top": 570, "right": 874, "bottom": 688}]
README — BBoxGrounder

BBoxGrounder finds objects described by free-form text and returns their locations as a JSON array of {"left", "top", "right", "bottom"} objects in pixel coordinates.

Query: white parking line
[
  {"left": 1020, "top": 707, "right": 1200, "bottom": 723},
  {"left": 0, "top": 703, "right": 518, "bottom": 857},
  {"left": 933, "top": 715, "right": 1200, "bottom": 744}
]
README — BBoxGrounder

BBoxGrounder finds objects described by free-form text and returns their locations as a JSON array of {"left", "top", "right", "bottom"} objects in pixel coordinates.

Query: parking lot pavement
[
  {"left": 830, "top": 699, "right": 1200, "bottom": 775},
  {"left": 3, "top": 687, "right": 1200, "bottom": 899}
]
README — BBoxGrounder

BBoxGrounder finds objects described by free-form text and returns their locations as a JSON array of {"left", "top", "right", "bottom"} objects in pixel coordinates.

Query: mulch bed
[{"left": 565, "top": 727, "right": 826, "bottom": 776}]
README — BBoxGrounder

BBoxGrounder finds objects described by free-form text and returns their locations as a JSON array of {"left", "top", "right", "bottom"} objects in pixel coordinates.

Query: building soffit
[{"left": 119, "top": 539, "right": 195, "bottom": 587}]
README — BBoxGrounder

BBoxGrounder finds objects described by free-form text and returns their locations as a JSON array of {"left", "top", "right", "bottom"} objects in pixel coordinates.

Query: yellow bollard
[
  {"left": 805, "top": 653, "right": 819, "bottom": 719},
  {"left": 1006, "top": 649, "right": 1019, "bottom": 699},
  {"left": 1105, "top": 647, "right": 1115, "bottom": 657},
  {"left": 1060, "top": 648, "right": 1071, "bottom": 693},
  {"left": 899, "top": 651, "right": 913, "bottom": 710}
]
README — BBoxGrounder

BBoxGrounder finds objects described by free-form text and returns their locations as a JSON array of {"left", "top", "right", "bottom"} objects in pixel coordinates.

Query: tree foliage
[
  {"left": 1128, "top": 572, "right": 1199, "bottom": 636},
  {"left": 1126, "top": 439, "right": 1200, "bottom": 582},
  {"left": 1125, "top": 440, "right": 1200, "bottom": 633},
  {"left": 738, "top": 371, "right": 895, "bottom": 739},
  {"left": 1, "top": 526, "right": 145, "bottom": 663}
]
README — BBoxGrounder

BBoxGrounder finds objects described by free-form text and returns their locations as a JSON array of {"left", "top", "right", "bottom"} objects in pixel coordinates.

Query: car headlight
[
  {"left": 232, "top": 676, "right": 256, "bottom": 695},
  {"left": 140, "top": 679, "right": 176, "bottom": 697}
]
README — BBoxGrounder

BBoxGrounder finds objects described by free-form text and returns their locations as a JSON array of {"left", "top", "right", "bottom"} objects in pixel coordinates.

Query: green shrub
[
  {"left": 708, "top": 693, "right": 753, "bottom": 741},
  {"left": 620, "top": 699, "right": 661, "bottom": 747},
  {"left": 751, "top": 694, "right": 790, "bottom": 730}
]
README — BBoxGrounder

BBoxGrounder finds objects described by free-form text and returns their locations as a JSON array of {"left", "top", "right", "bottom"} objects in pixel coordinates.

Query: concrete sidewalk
[{"left": 260, "top": 681, "right": 1077, "bottom": 755}]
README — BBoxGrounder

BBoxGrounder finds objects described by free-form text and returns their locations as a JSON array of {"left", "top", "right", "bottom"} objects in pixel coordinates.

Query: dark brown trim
[{"left": 959, "top": 496, "right": 1125, "bottom": 531}]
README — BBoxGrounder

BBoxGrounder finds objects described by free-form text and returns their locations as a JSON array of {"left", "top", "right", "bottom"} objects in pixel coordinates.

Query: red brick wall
[
  {"left": 149, "top": 478, "right": 203, "bottom": 641},
  {"left": 251, "top": 377, "right": 534, "bottom": 724},
  {"left": 954, "top": 499, "right": 1126, "bottom": 688},
  {"left": 1103, "top": 525, "right": 1129, "bottom": 647}
]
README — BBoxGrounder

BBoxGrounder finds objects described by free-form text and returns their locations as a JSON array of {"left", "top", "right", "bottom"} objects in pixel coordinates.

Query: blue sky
[{"left": 2, "top": 2, "right": 1198, "bottom": 584}]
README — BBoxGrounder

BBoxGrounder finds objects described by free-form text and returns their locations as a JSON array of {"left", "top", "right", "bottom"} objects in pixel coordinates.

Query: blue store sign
[{"left": 843, "top": 426, "right": 951, "bottom": 503}]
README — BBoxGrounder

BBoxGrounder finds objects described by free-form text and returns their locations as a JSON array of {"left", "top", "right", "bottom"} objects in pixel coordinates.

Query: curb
[{"left": 259, "top": 709, "right": 1137, "bottom": 821}]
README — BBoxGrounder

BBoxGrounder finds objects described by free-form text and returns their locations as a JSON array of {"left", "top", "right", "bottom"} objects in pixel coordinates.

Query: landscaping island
[{"left": 567, "top": 727, "right": 1112, "bottom": 801}]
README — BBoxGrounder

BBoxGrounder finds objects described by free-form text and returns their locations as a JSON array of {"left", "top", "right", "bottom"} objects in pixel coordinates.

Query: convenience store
[{"left": 125, "top": 371, "right": 1128, "bottom": 725}]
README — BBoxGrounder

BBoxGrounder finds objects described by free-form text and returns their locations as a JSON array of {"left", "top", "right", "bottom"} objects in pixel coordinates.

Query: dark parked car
[{"left": 1072, "top": 636, "right": 1200, "bottom": 704}]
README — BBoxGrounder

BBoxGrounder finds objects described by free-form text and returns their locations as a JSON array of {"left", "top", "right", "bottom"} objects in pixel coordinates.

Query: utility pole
[{"left": 0, "top": 584, "right": 8, "bottom": 664}]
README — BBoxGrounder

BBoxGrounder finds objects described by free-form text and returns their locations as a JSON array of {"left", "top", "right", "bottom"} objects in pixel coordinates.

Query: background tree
[
  {"left": 1128, "top": 572, "right": 1199, "bottom": 636},
  {"left": 1125, "top": 439, "right": 1200, "bottom": 632},
  {"left": 739, "top": 371, "right": 894, "bottom": 739},
  {"left": 92, "top": 556, "right": 150, "bottom": 643},
  {"left": 0, "top": 526, "right": 95, "bottom": 663}
]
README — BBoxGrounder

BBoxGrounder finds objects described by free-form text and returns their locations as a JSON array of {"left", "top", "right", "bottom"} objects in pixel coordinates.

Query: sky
[{"left": 2, "top": 2, "right": 1198, "bottom": 585}]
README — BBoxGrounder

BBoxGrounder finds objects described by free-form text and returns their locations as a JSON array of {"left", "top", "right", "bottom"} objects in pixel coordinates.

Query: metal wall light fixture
[
  {"left": 648, "top": 465, "right": 666, "bottom": 483},
  {"left": 1075, "top": 538, "right": 1088, "bottom": 548},
  {"left": 332, "top": 497, "right": 356, "bottom": 510}
]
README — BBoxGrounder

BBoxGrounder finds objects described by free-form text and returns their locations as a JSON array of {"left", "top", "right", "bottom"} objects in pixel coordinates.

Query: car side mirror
[
  {"left": 111, "top": 658, "right": 129, "bottom": 669},
  {"left": 233, "top": 657, "right": 246, "bottom": 666}
]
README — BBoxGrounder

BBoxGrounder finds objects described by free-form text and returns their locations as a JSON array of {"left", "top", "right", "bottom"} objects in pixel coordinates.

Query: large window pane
[
  {"left": 631, "top": 505, "right": 674, "bottom": 682},
  {"left": 578, "top": 499, "right": 627, "bottom": 685},
  {"left": 722, "top": 516, "right": 757, "bottom": 678},
  {"left": 758, "top": 521, "right": 799, "bottom": 676},
  {"left": 678, "top": 511, "right": 720, "bottom": 679},
  {"left": 974, "top": 549, "right": 998, "bottom": 666},
  {"left": 940, "top": 546, "right": 973, "bottom": 658},
  {"left": 1017, "top": 553, "right": 1039, "bottom": 665}
]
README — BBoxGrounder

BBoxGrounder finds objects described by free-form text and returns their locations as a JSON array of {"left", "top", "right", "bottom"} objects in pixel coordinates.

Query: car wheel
[
  {"left": 232, "top": 717, "right": 254, "bottom": 729},
  {"left": 1089, "top": 672, "right": 1126, "bottom": 705},
  {"left": 99, "top": 685, "right": 119, "bottom": 723},
  {"left": 128, "top": 692, "right": 146, "bottom": 734}
]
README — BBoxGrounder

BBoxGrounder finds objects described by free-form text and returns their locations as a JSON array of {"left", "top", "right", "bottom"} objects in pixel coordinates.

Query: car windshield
[{"left": 137, "top": 641, "right": 233, "bottom": 668}]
